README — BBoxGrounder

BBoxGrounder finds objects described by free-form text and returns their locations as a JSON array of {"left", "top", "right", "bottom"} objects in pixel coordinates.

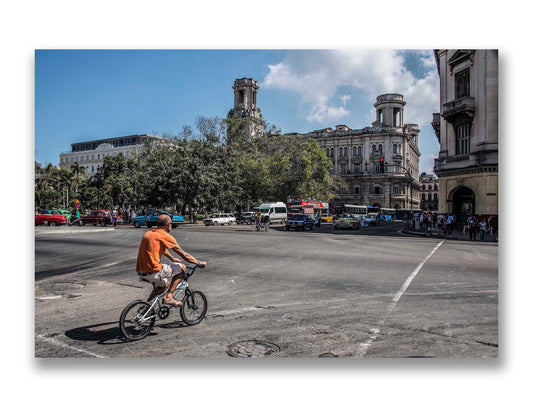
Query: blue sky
[{"left": 35, "top": 49, "right": 440, "bottom": 173}]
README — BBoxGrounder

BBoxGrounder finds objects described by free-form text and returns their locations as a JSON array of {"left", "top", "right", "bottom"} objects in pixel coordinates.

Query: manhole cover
[
  {"left": 227, "top": 340, "right": 280, "bottom": 358},
  {"left": 319, "top": 352, "right": 338, "bottom": 358}
]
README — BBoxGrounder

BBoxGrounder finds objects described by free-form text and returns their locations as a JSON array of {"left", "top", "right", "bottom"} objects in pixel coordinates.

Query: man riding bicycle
[{"left": 136, "top": 214, "right": 206, "bottom": 307}]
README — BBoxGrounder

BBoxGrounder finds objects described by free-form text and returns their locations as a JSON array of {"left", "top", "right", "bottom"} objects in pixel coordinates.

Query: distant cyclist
[{"left": 136, "top": 214, "right": 206, "bottom": 306}]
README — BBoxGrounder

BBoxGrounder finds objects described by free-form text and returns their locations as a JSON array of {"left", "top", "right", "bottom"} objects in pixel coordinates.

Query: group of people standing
[{"left": 408, "top": 212, "right": 497, "bottom": 241}]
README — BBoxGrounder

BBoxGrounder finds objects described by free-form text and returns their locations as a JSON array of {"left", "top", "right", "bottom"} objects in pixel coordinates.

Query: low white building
[{"left": 59, "top": 134, "right": 159, "bottom": 175}]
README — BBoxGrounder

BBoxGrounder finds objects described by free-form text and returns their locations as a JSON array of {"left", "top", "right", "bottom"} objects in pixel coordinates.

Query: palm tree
[{"left": 70, "top": 162, "right": 86, "bottom": 197}]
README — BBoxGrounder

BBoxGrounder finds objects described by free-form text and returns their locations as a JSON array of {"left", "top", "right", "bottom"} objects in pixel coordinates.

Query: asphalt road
[{"left": 34, "top": 222, "right": 498, "bottom": 358}]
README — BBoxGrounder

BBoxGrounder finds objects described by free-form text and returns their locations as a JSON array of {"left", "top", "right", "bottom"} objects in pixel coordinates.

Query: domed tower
[
  {"left": 373, "top": 93, "right": 406, "bottom": 127},
  {"left": 227, "top": 78, "right": 264, "bottom": 139}
]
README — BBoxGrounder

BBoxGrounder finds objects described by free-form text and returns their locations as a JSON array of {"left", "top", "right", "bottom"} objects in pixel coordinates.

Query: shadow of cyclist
[{"left": 64, "top": 321, "right": 158, "bottom": 345}]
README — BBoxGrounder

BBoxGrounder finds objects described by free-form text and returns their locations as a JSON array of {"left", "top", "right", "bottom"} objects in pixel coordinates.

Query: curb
[{"left": 35, "top": 227, "right": 116, "bottom": 235}]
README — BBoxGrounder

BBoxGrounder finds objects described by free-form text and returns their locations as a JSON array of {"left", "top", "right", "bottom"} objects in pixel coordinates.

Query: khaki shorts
[{"left": 138, "top": 263, "right": 184, "bottom": 288}]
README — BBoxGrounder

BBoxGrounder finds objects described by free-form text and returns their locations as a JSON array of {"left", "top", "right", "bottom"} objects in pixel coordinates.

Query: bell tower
[{"left": 228, "top": 78, "right": 264, "bottom": 138}]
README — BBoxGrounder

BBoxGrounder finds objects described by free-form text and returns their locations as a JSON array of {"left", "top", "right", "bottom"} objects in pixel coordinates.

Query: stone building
[
  {"left": 305, "top": 94, "right": 421, "bottom": 210},
  {"left": 227, "top": 78, "right": 264, "bottom": 138},
  {"left": 59, "top": 134, "right": 159, "bottom": 176},
  {"left": 420, "top": 172, "right": 439, "bottom": 211},
  {"left": 432, "top": 50, "right": 498, "bottom": 221}
]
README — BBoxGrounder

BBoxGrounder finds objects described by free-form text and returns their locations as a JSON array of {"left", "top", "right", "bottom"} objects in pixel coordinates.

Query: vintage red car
[
  {"left": 35, "top": 213, "right": 68, "bottom": 226},
  {"left": 78, "top": 210, "right": 112, "bottom": 226}
]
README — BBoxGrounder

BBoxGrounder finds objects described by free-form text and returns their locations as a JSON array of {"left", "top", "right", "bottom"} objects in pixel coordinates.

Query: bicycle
[
  {"left": 119, "top": 264, "right": 208, "bottom": 341},
  {"left": 251, "top": 218, "right": 270, "bottom": 232}
]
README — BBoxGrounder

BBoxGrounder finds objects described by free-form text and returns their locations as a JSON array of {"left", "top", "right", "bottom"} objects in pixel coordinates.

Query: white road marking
[
  {"left": 36, "top": 295, "right": 63, "bottom": 300},
  {"left": 356, "top": 240, "right": 445, "bottom": 358},
  {"left": 36, "top": 334, "right": 106, "bottom": 358}
]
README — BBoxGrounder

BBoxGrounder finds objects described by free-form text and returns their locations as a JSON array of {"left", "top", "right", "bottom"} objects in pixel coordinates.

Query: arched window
[
  {"left": 393, "top": 144, "right": 397, "bottom": 154},
  {"left": 326, "top": 148, "right": 330, "bottom": 157},
  {"left": 378, "top": 144, "right": 383, "bottom": 154},
  {"left": 344, "top": 147, "right": 348, "bottom": 157},
  {"left": 357, "top": 146, "right": 362, "bottom": 156},
  {"left": 372, "top": 144, "right": 376, "bottom": 152},
  {"left": 353, "top": 146, "right": 357, "bottom": 157}
]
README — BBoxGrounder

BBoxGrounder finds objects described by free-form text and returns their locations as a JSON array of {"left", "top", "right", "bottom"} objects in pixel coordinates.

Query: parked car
[
  {"left": 285, "top": 214, "right": 315, "bottom": 231},
  {"left": 40, "top": 209, "right": 74, "bottom": 223},
  {"left": 131, "top": 210, "right": 185, "bottom": 228},
  {"left": 333, "top": 214, "right": 361, "bottom": 230},
  {"left": 79, "top": 210, "right": 111, "bottom": 226},
  {"left": 363, "top": 214, "right": 379, "bottom": 226},
  {"left": 236, "top": 211, "right": 257, "bottom": 225},
  {"left": 35, "top": 213, "right": 67, "bottom": 226},
  {"left": 203, "top": 213, "right": 237, "bottom": 226}
]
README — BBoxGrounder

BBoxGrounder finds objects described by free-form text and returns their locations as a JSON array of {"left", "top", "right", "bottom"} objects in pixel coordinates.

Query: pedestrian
[
  {"left": 446, "top": 213, "right": 453, "bottom": 235},
  {"left": 112, "top": 208, "right": 118, "bottom": 229},
  {"left": 316, "top": 214, "right": 321, "bottom": 228},
  {"left": 479, "top": 218, "right": 487, "bottom": 241},
  {"left": 468, "top": 216, "right": 477, "bottom": 241},
  {"left": 193, "top": 209, "right": 197, "bottom": 224}
]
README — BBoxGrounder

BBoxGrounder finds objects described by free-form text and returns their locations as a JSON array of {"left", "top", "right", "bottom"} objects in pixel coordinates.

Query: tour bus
[
  {"left": 380, "top": 208, "right": 396, "bottom": 221},
  {"left": 394, "top": 208, "right": 422, "bottom": 220},
  {"left": 343, "top": 205, "right": 380, "bottom": 217}
]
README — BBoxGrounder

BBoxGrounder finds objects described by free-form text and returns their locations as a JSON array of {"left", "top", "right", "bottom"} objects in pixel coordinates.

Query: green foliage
[{"left": 34, "top": 116, "right": 338, "bottom": 213}]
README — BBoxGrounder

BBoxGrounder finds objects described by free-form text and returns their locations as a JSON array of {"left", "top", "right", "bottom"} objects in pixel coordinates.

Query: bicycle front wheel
[
  {"left": 180, "top": 291, "right": 208, "bottom": 325},
  {"left": 119, "top": 300, "right": 155, "bottom": 341}
]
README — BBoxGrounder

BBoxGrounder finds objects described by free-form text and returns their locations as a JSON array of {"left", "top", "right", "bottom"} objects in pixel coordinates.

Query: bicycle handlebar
[{"left": 185, "top": 263, "right": 204, "bottom": 279}]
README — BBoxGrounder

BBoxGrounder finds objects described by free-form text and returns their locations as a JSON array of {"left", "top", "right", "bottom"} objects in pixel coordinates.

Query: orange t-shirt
[{"left": 136, "top": 228, "right": 178, "bottom": 273}]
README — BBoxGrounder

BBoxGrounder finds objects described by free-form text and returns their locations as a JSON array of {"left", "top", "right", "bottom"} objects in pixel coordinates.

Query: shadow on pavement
[{"left": 65, "top": 321, "right": 136, "bottom": 345}]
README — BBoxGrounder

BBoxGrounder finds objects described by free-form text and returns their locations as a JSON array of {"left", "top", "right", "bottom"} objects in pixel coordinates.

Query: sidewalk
[{"left": 402, "top": 226, "right": 498, "bottom": 242}]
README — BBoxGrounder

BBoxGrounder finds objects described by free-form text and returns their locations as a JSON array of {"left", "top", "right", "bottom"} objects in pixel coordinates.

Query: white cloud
[{"left": 262, "top": 50, "right": 439, "bottom": 127}]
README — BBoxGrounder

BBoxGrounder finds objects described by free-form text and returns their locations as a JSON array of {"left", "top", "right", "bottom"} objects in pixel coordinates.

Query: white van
[{"left": 255, "top": 202, "right": 287, "bottom": 224}]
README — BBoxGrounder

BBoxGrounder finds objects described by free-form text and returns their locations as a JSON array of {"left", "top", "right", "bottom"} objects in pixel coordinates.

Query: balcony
[{"left": 442, "top": 97, "right": 475, "bottom": 123}]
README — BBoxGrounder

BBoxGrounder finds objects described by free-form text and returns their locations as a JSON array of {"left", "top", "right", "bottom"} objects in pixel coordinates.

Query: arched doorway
[{"left": 451, "top": 186, "right": 475, "bottom": 222}]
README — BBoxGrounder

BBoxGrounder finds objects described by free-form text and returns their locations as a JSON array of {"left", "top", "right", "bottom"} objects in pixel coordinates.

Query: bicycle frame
[{"left": 137, "top": 264, "right": 197, "bottom": 323}]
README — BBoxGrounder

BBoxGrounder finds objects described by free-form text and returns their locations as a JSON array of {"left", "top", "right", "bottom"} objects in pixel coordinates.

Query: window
[
  {"left": 373, "top": 185, "right": 382, "bottom": 194},
  {"left": 434, "top": 193, "right": 438, "bottom": 201},
  {"left": 378, "top": 109, "right": 383, "bottom": 122},
  {"left": 239, "top": 90, "right": 244, "bottom": 103},
  {"left": 353, "top": 164, "right": 361, "bottom": 174},
  {"left": 275, "top": 206, "right": 286, "bottom": 214},
  {"left": 344, "top": 147, "right": 348, "bottom": 157},
  {"left": 357, "top": 146, "right": 362, "bottom": 156},
  {"left": 326, "top": 148, "right": 330, "bottom": 157},
  {"left": 378, "top": 144, "right": 383, "bottom": 154},
  {"left": 340, "top": 164, "right": 347, "bottom": 175},
  {"left": 422, "top": 193, "right": 426, "bottom": 201},
  {"left": 373, "top": 163, "right": 380, "bottom": 173},
  {"left": 393, "top": 144, "right": 397, "bottom": 154},
  {"left": 456, "top": 124, "right": 470, "bottom": 155},
  {"left": 455, "top": 68, "right": 470, "bottom": 99},
  {"left": 340, "top": 186, "right": 347, "bottom": 194},
  {"left": 393, "top": 184, "right": 401, "bottom": 195},
  {"left": 353, "top": 146, "right": 357, "bottom": 157},
  {"left": 353, "top": 185, "right": 361, "bottom": 195},
  {"left": 428, "top": 185, "right": 432, "bottom": 191}
]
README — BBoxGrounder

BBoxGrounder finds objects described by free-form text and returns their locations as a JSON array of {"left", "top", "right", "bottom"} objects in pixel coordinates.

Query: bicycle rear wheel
[
  {"left": 119, "top": 300, "right": 155, "bottom": 341},
  {"left": 180, "top": 291, "right": 208, "bottom": 325}
]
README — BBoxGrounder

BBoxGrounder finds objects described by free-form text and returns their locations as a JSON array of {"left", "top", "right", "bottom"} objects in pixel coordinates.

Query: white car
[{"left": 203, "top": 213, "right": 237, "bottom": 226}]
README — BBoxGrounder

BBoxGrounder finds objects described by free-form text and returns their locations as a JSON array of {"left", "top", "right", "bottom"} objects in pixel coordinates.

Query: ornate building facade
[
  {"left": 305, "top": 94, "right": 421, "bottom": 210},
  {"left": 420, "top": 172, "right": 439, "bottom": 211},
  {"left": 432, "top": 50, "right": 498, "bottom": 219},
  {"left": 227, "top": 78, "right": 264, "bottom": 138}
]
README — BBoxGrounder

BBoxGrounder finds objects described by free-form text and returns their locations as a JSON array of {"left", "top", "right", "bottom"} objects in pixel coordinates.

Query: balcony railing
[{"left": 442, "top": 97, "right": 475, "bottom": 122}]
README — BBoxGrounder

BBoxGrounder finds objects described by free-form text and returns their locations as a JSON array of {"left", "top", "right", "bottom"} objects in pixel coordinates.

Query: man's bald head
[{"left": 157, "top": 214, "right": 172, "bottom": 228}]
